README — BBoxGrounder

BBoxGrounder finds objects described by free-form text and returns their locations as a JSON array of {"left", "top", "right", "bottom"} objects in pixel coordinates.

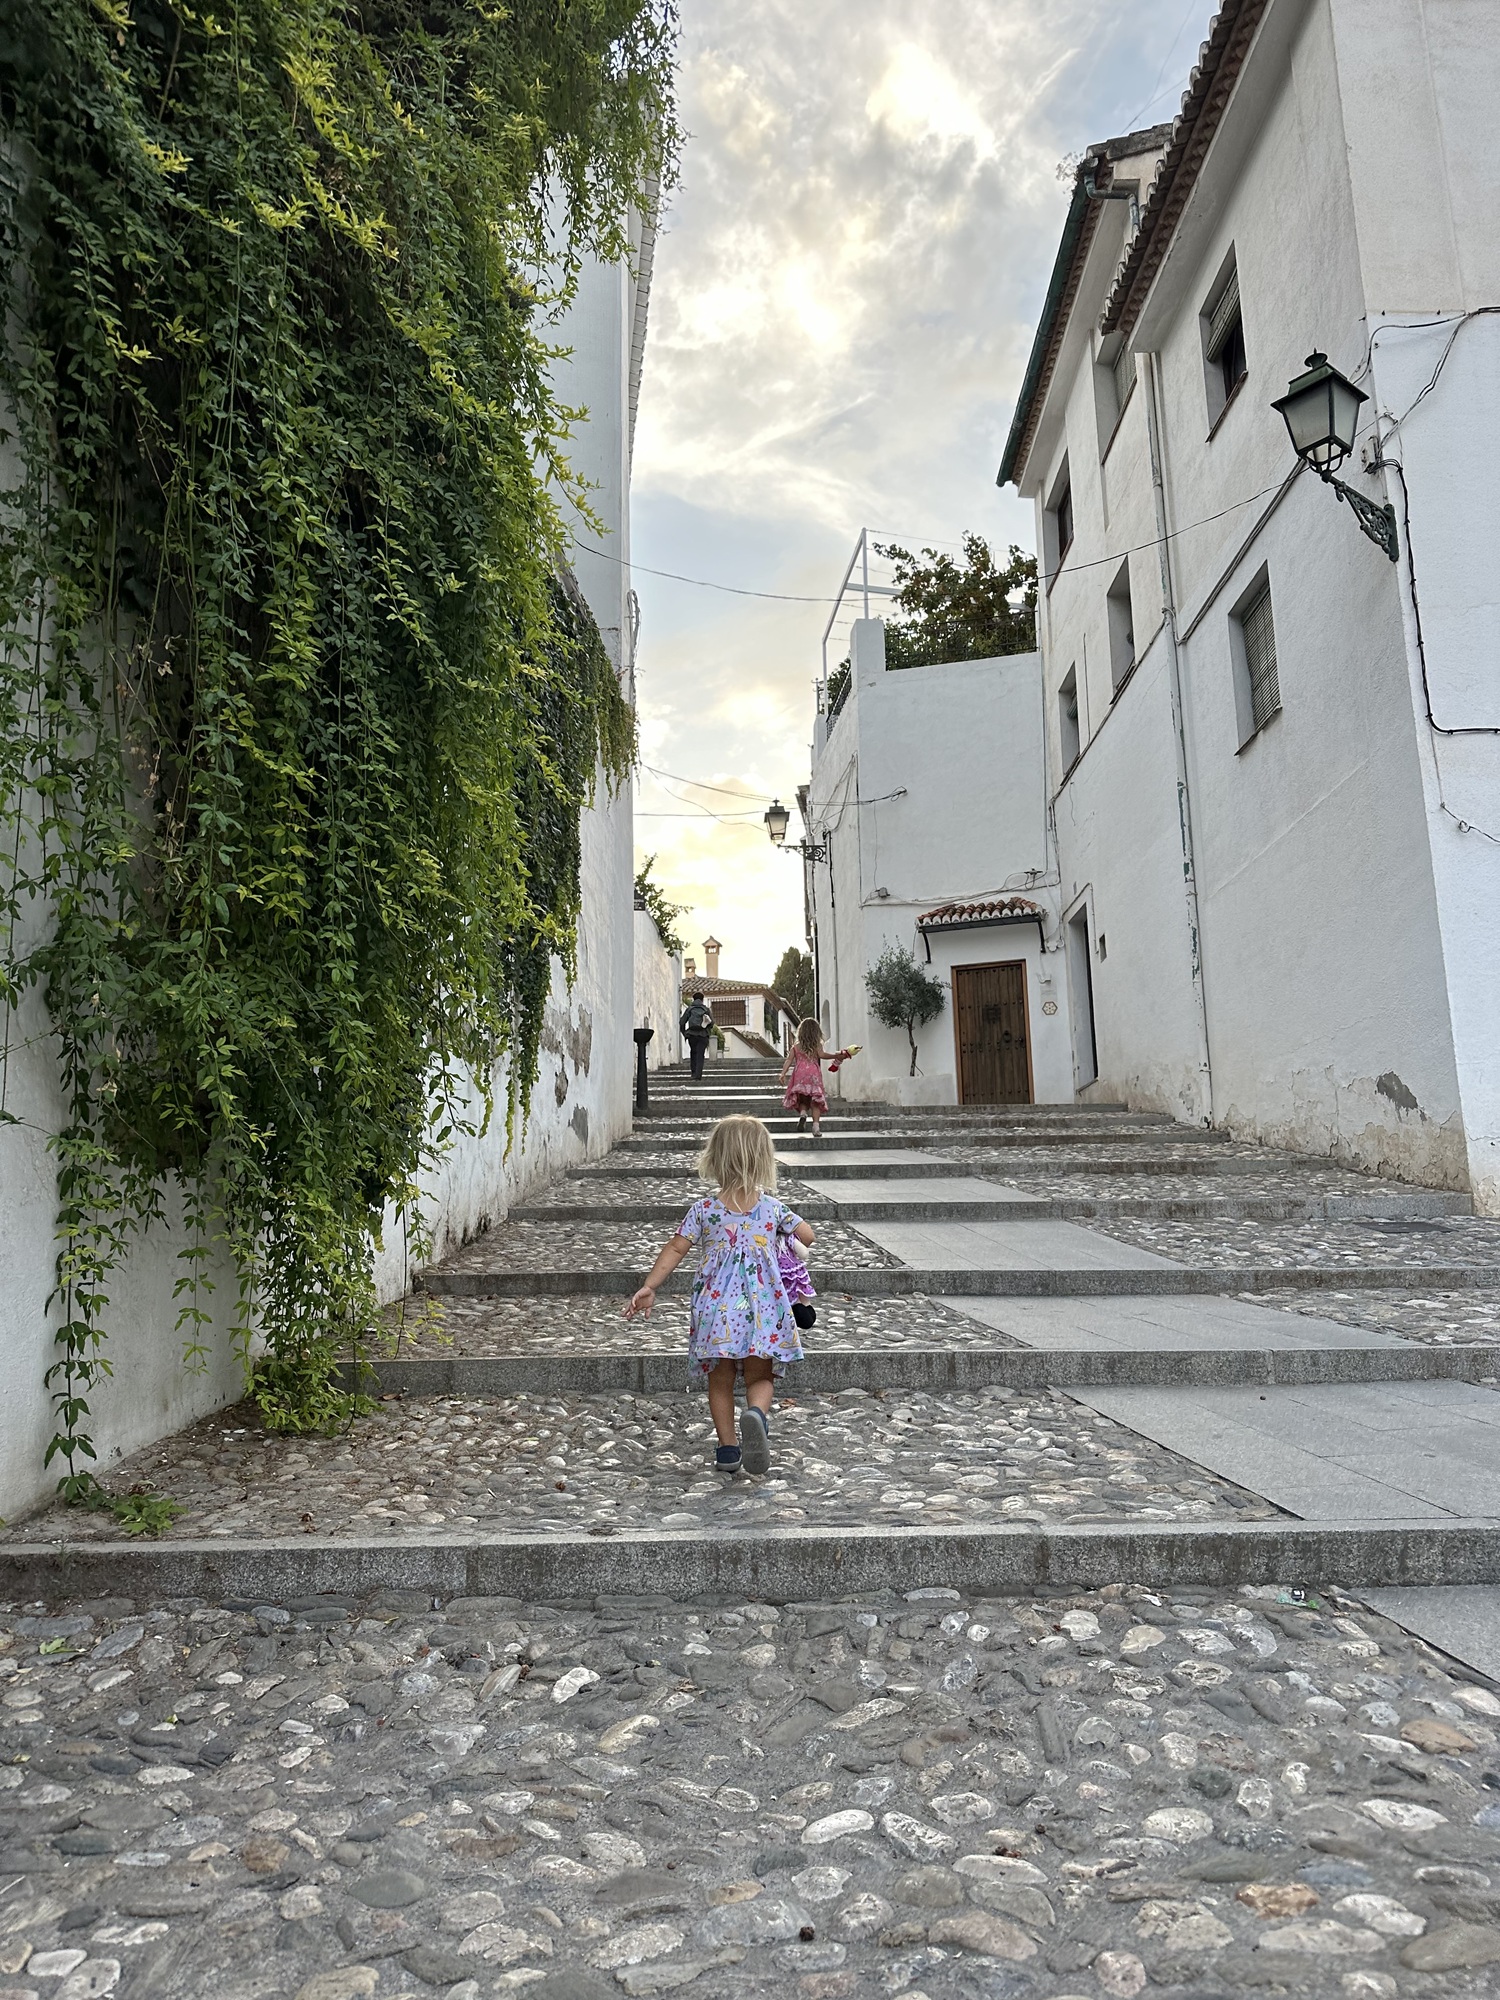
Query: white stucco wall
[
  {"left": 0, "top": 245, "right": 642, "bottom": 1521},
  {"left": 807, "top": 618, "right": 1071, "bottom": 1106},
  {"left": 1015, "top": 0, "right": 1491, "bottom": 1191},
  {"left": 634, "top": 910, "right": 682, "bottom": 1068}
]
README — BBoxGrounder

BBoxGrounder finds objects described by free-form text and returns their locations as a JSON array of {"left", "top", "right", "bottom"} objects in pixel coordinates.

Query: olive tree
[{"left": 865, "top": 945, "right": 946, "bottom": 1077}]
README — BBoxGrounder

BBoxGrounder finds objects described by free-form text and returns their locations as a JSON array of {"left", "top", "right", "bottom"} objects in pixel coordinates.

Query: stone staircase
[{"left": 9, "top": 1060, "right": 1500, "bottom": 1619}]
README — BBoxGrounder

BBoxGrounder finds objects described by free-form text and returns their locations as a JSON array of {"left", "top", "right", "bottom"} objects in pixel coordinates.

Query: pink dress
[{"left": 783, "top": 1049, "right": 828, "bottom": 1114}]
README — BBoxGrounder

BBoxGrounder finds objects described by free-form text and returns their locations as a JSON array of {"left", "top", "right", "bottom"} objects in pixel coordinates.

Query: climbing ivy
[{"left": 0, "top": 0, "right": 677, "bottom": 1495}]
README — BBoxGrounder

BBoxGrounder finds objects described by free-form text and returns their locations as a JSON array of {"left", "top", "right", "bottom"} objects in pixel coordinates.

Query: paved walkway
[{"left": 5, "top": 1061, "right": 1500, "bottom": 1996}]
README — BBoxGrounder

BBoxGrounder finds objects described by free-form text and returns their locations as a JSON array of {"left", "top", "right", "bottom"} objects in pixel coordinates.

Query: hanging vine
[{"left": 0, "top": 0, "right": 677, "bottom": 1499}]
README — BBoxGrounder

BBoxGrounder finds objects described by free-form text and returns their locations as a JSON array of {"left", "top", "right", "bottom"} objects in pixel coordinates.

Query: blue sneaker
[
  {"left": 739, "top": 1406, "right": 771, "bottom": 1475},
  {"left": 715, "top": 1444, "right": 743, "bottom": 1474}
]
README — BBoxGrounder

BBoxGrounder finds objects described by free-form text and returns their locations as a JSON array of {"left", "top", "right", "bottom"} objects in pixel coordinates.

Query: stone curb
[
  {"left": 417, "top": 1263, "right": 1500, "bottom": 1298},
  {"left": 345, "top": 1344, "right": 1500, "bottom": 1398},
  {"left": 617, "top": 1129, "right": 1233, "bottom": 1152},
  {"left": 10, "top": 1518, "right": 1500, "bottom": 1602},
  {"left": 507, "top": 1194, "right": 1475, "bottom": 1225}
]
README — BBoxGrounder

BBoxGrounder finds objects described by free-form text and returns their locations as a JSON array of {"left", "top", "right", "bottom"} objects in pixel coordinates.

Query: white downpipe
[{"left": 1143, "top": 349, "right": 1215, "bottom": 1126}]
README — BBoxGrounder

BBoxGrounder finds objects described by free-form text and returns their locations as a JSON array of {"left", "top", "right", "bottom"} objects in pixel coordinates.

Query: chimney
[
  {"left": 702, "top": 936, "right": 721, "bottom": 980},
  {"left": 684, "top": 956, "right": 696, "bottom": 977}
]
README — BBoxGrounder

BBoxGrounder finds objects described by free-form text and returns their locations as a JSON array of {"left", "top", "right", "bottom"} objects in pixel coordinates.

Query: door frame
[{"left": 950, "top": 958, "right": 1035, "bottom": 1106}]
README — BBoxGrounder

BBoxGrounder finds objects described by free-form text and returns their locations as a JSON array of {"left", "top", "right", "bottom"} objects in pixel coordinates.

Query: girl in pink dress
[{"left": 780, "top": 1018, "right": 852, "bottom": 1138}]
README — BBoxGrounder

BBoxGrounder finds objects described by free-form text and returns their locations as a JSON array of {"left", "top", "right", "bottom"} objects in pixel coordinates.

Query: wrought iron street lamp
[
  {"left": 1271, "top": 352, "right": 1398, "bottom": 561},
  {"left": 765, "top": 798, "right": 826, "bottom": 862}
]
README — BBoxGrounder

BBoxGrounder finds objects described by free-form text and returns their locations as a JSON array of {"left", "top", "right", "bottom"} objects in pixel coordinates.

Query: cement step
[
  {"left": 417, "top": 1262, "right": 1500, "bottom": 1297},
  {"left": 618, "top": 1127, "right": 1233, "bottom": 1151},
  {"left": 353, "top": 1343, "right": 1500, "bottom": 1398},
  {"left": 8, "top": 1516, "right": 1500, "bottom": 1602},
  {"left": 509, "top": 1193, "right": 1475, "bottom": 1225}
]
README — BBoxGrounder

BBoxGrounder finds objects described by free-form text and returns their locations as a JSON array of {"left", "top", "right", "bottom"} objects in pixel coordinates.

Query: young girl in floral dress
[
  {"left": 624, "top": 1115, "right": 814, "bottom": 1475},
  {"left": 779, "top": 1017, "right": 853, "bottom": 1139}
]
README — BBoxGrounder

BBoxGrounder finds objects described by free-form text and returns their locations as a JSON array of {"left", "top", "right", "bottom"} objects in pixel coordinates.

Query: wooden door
[{"left": 953, "top": 961, "right": 1032, "bottom": 1105}]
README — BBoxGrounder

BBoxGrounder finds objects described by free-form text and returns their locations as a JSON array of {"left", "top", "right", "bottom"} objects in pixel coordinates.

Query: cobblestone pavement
[
  {"left": 5, "top": 1391, "right": 1279, "bottom": 1544},
  {"left": 523, "top": 1178, "right": 819, "bottom": 1212},
  {"left": 938, "top": 1171, "right": 1455, "bottom": 1206},
  {"left": 383, "top": 1297, "right": 1018, "bottom": 1360},
  {"left": 2, "top": 1584, "right": 1499, "bottom": 2000},
  {"left": 1253, "top": 1290, "right": 1500, "bottom": 1348},
  {"left": 951, "top": 1145, "right": 1383, "bottom": 1176},
  {"left": 430, "top": 1223, "right": 900, "bottom": 1278},
  {"left": 1094, "top": 1217, "right": 1500, "bottom": 1270}
]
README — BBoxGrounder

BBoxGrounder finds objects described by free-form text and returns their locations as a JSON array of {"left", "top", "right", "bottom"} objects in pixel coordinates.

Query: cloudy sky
[{"left": 630, "top": 0, "right": 1215, "bottom": 986}]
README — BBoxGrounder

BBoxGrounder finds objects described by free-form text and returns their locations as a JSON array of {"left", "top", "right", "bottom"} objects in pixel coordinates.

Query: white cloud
[{"left": 629, "top": 0, "right": 1214, "bottom": 980}]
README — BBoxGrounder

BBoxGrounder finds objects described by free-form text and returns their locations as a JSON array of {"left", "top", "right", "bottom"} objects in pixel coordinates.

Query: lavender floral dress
[{"left": 677, "top": 1194, "right": 807, "bottom": 1381}]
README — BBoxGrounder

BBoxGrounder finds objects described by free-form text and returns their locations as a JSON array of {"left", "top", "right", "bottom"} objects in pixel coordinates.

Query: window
[
  {"left": 1056, "top": 483, "right": 1073, "bottom": 559},
  {"left": 1229, "top": 570, "right": 1281, "bottom": 746},
  {"left": 1107, "top": 558, "right": 1136, "bottom": 691},
  {"left": 1043, "top": 458, "right": 1073, "bottom": 580},
  {"left": 1202, "top": 258, "right": 1246, "bottom": 426},
  {"left": 1112, "top": 345, "right": 1135, "bottom": 422},
  {"left": 712, "top": 998, "right": 746, "bottom": 1026},
  {"left": 1058, "top": 667, "right": 1080, "bottom": 774}
]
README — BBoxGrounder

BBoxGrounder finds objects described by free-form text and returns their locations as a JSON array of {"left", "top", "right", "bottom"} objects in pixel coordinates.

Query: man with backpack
[{"left": 679, "top": 991, "right": 715, "bottom": 1080}]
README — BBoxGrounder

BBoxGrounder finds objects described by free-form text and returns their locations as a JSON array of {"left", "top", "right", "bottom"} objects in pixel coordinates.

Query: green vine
[
  {"left": 633, "top": 853, "right": 687, "bottom": 955},
  {"left": 0, "top": 0, "right": 677, "bottom": 1496}
]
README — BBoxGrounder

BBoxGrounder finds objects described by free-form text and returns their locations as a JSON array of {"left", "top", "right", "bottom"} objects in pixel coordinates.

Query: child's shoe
[
  {"left": 739, "top": 1406, "right": 771, "bottom": 1475},
  {"left": 792, "top": 1301, "right": 816, "bottom": 1330},
  {"left": 715, "top": 1444, "right": 743, "bottom": 1474}
]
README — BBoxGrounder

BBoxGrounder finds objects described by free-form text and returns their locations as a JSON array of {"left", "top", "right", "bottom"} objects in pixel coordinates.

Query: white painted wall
[
  {"left": 634, "top": 910, "right": 682, "bottom": 1068},
  {"left": 807, "top": 618, "right": 1072, "bottom": 1106},
  {"left": 1012, "top": 0, "right": 1496, "bottom": 1198},
  {"left": 0, "top": 243, "right": 644, "bottom": 1520}
]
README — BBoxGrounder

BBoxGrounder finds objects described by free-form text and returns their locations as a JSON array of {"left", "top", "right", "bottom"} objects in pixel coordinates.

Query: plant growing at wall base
[
  {"left": 0, "top": 0, "right": 678, "bottom": 1494},
  {"left": 865, "top": 945, "right": 946, "bottom": 1077}
]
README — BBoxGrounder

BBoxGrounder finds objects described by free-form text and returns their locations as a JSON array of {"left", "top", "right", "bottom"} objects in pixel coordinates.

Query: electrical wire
[
  {"left": 642, "top": 764, "right": 778, "bottom": 802},
  {"left": 572, "top": 539, "right": 837, "bottom": 602}
]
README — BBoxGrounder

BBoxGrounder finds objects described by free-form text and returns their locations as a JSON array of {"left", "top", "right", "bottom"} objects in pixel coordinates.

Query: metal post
[
  {"left": 861, "top": 527, "right": 870, "bottom": 619},
  {"left": 633, "top": 1026, "right": 654, "bottom": 1112}
]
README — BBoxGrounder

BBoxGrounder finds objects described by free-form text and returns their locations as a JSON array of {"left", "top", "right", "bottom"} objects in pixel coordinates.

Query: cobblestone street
[{"left": 6, "top": 1065, "right": 1500, "bottom": 1999}]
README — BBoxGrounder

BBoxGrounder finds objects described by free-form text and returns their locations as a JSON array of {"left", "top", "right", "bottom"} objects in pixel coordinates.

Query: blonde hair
[
  {"left": 697, "top": 1114, "right": 778, "bottom": 1200},
  {"left": 796, "top": 1017, "right": 824, "bottom": 1055}
]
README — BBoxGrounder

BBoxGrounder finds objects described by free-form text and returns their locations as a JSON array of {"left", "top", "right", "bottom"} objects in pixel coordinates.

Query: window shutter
[
  {"left": 1242, "top": 585, "right": 1280, "bottom": 731},
  {"left": 1205, "top": 269, "right": 1241, "bottom": 361}
]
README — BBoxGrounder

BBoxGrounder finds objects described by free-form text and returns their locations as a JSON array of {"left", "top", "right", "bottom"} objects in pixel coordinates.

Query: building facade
[
  {"left": 805, "top": 618, "right": 1073, "bottom": 1106},
  {"left": 1000, "top": 0, "right": 1500, "bottom": 1209},
  {"left": 0, "top": 226, "right": 654, "bottom": 1520}
]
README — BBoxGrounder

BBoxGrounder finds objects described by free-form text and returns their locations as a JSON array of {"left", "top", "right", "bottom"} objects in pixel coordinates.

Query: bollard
[{"left": 633, "top": 1026, "right": 654, "bottom": 1112}]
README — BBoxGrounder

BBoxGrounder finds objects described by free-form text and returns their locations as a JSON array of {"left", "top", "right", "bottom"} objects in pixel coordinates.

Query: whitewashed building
[
  {"left": 634, "top": 899, "right": 683, "bottom": 1070},
  {"left": 999, "top": 0, "right": 1500, "bottom": 1210},
  {"left": 679, "top": 939, "right": 800, "bottom": 1060},
  {"left": 804, "top": 613, "right": 1073, "bottom": 1106},
  {"left": 0, "top": 227, "right": 654, "bottom": 1519}
]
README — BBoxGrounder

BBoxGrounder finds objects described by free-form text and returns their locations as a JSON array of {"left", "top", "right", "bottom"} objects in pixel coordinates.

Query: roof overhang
[
  {"left": 997, "top": 127, "right": 1173, "bottom": 491},
  {"left": 1101, "top": 0, "right": 1271, "bottom": 342}
]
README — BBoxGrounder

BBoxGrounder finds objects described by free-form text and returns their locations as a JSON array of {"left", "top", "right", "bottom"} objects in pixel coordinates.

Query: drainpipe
[{"left": 1142, "top": 349, "right": 1215, "bottom": 1126}]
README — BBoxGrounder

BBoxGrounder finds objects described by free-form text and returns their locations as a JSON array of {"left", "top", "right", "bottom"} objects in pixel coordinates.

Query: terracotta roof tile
[{"left": 916, "top": 897, "right": 1047, "bottom": 928}]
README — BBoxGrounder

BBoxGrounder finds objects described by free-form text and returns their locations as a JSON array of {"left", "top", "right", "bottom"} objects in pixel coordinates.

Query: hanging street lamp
[
  {"left": 1271, "top": 352, "right": 1398, "bottom": 561},
  {"left": 765, "top": 797, "right": 826, "bottom": 862}
]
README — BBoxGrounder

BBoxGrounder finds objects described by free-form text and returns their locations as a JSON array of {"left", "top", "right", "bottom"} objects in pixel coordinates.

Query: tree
[
  {"left": 634, "top": 857, "right": 689, "bottom": 955},
  {"left": 874, "top": 534, "right": 1037, "bottom": 670},
  {"left": 865, "top": 945, "right": 946, "bottom": 1077},
  {"left": 774, "top": 946, "right": 814, "bottom": 1022}
]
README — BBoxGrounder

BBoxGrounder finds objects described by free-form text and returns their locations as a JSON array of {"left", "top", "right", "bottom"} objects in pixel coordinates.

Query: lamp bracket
[
  {"left": 1315, "top": 465, "right": 1399, "bottom": 562},
  {"left": 781, "top": 840, "right": 828, "bottom": 863}
]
